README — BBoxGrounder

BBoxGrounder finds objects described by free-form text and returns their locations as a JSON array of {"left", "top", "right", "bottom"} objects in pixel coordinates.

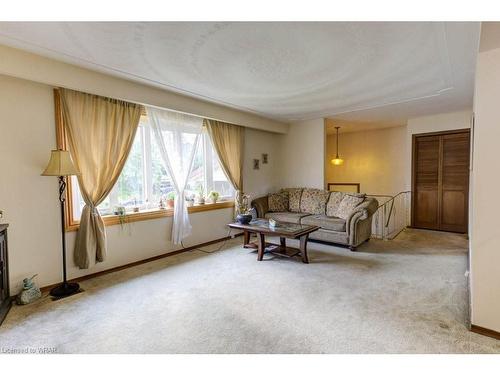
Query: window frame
[{"left": 54, "top": 89, "right": 234, "bottom": 232}]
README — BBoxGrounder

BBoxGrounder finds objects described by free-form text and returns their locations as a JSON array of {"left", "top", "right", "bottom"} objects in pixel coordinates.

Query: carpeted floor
[{"left": 1, "top": 228, "right": 499, "bottom": 354}]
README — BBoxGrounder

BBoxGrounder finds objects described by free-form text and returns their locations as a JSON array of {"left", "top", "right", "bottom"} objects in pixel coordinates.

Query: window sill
[{"left": 66, "top": 201, "right": 235, "bottom": 232}]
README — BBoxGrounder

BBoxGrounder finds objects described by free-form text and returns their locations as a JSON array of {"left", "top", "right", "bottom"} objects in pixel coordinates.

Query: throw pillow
[
  {"left": 281, "top": 188, "right": 303, "bottom": 213},
  {"left": 326, "top": 191, "right": 345, "bottom": 217},
  {"left": 300, "top": 188, "right": 330, "bottom": 215},
  {"left": 334, "top": 194, "right": 365, "bottom": 220},
  {"left": 268, "top": 192, "right": 289, "bottom": 212}
]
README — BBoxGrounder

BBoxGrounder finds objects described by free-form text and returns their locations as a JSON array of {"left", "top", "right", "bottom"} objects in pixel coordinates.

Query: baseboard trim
[
  {"left": 40, "top": 233, "right": 242, "bottom": 293},
  {"left": 471, "top": 324, "right": 500, "bottom": 340}
]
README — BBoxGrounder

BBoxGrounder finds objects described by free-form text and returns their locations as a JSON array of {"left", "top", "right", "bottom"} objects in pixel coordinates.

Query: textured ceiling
[{"left": 0, "top": 22, "right": 480, "bottom": 123}]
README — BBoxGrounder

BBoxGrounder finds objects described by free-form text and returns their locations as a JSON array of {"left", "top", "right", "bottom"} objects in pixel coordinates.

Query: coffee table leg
[
  {"left": 243, "top": 230, "right": 250, "bottom": 247},
  {"left": 299, "top": 234, "right": 310, "bottom": 263},
  {"left": 257, "top": 233, "right": 266, "bottom": 261},
  {"left": 280, "top": 237, "right": 286, "bottom": 253}
]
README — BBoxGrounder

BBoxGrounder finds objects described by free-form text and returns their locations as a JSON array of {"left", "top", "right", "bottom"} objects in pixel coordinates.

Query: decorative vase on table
[{"left": 236, "top": 213, "right": 252, "bottom": 224}]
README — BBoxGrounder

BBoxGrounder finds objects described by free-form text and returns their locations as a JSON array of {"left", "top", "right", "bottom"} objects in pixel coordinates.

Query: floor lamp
[{"left": 42, "top": 149, "right": 81, "bottom": 298}]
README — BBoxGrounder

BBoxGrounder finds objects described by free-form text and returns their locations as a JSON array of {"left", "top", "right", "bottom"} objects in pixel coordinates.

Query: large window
[{"left": 70, "top": 116, "right": 234, "bottom": 222}]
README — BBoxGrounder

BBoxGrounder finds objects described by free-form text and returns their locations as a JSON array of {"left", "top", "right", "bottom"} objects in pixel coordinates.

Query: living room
[{"left": 1, "top": 1, "right": 500, "bottom": 371}]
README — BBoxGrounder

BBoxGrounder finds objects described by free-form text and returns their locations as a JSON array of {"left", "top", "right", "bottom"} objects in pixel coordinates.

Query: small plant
[
  {"left": 208, "top": 190, "right": 220, "bottom": 203},
  {"left": 196, "top": 184, "right": 205, "bottom": 204},
  {"left": 235, "top": 194, "right": 253, "bottom": 224},
  {"left": 113, "top": 206, "right": 127, "bottom": 228},
  {"left": 166, "top": 191, "right": 176, "bottom": 209},
  {"left": 237, "top": 194, "right": 251, "bottom": 215}
]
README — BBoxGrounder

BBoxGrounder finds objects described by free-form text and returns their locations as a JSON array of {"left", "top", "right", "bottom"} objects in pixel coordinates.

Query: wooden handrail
[
  {"left": 368, "top": 191, "right": 412, "bottom": 209},
  {"left": 367, "top": 191, "right": 412, "bottom": 228}
]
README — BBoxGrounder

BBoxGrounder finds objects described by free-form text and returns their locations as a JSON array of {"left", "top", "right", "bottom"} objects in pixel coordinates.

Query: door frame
[{"left": 411, "top": 128, "right": 471, "bottom": 231}]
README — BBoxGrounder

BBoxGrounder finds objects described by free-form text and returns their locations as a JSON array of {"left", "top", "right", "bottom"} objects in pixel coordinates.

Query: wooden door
[
  {"left": 413, "top": 135, "right": 441, "bottom": 230},
  {"left": 412, "top": 130, "right": 470, "bottom": 233}
]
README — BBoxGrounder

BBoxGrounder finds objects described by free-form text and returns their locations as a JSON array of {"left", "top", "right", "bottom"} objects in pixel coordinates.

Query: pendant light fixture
[{"left": 331, "top": 126, "right": 344, "bottom": 166}]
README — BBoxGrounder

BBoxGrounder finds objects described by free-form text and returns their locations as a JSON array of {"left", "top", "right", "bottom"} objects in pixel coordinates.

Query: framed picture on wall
[
  {"left": 327, "top": 182, "right": 360, "bottom": 193},
  {"left": 262, "top": 153, "right": 268, "bottom": 164},
  {"left": 253, "top": 159, "right": 260, "bottom": 170}
]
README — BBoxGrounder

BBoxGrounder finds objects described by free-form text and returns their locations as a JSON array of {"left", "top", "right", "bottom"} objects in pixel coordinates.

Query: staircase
[{"left": 368, "top": 191, "right": 411, "bottom": 240}]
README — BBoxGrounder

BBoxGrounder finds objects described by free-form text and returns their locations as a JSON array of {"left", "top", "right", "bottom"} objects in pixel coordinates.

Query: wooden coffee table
[{"left": 228, "top": 219, "right": 319, "bottom": 263}]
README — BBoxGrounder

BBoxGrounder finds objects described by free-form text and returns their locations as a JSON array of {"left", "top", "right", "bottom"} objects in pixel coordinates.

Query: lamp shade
[
  {"left": 331, "top": 157, "right": 344, "bottom": 166},
  {"left": 41, "top": 150, "right": 80, "bottom": 176}
]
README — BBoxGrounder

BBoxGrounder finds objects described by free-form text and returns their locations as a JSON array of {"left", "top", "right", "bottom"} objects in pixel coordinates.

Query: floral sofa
[{"left": 251, "top": 188, "right": 378, "bottom": 250}]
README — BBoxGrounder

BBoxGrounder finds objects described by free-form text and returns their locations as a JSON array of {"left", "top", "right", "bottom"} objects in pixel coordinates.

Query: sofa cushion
[
  {"left": 326, "top": 191, "right": 345, "bottom": 216},
  {"left": 301, "top": 214, "right": 346, "bottom": 232},
  {"left": 309, "top": 228, "right": 349, "bottom": 245},
  {"left": 281, "top": 188, "right": 303, "bottom": 213},
  {"left": 268, "top": 192, "right": 289, "bottom": 212},
  {"left": 265, "top": 212, "right": 311, "bottom": 224},
  {"left": 300, "top": 188, "right": 330, "bottom": 215},
  {"left": 334, "top": 194, "right": 366, "bottom": 220}
]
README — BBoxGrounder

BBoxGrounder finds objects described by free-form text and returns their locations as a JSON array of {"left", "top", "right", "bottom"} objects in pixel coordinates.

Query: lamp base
[{"left": 50, "top": 282, "right": 80, "bottom": 298}]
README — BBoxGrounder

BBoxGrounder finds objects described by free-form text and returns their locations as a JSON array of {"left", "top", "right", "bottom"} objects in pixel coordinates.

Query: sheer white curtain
[{"left": 146, "top": 106, "right": 203, "bottom": 244}]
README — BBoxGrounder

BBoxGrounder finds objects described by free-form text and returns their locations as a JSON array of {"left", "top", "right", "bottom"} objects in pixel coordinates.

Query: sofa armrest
[
  {"left": 347, "top": 210, "right": 368, "bottom": 235},
  {"left": 346, "top": 198, "right": 378, "bottom": 230},
  {"left": 346, "top": 198, "right": 379, "bottom": 247},
  {"left": 251, "top": 196, "right": 269, "bottom": 218}
]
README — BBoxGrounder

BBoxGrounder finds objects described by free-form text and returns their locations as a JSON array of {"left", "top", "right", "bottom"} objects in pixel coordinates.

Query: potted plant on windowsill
[
  {"left": 196, "top": 184, "right": 205, "bottom": 205},
  {"left": 113, "top": 206, "right": 127, "bottom": 228},
  {"left": 208, "top": 190, "right": 220, "bottom": 204},
  {"left": 166, "top": 191, "right": 176, "bottom": 209}
]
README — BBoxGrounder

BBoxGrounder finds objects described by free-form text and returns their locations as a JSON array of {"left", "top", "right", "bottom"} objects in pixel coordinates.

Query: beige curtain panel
[
  {"left": 204, "top": 119, "right": 245, "bottom": 211},
  {"left": 59, "top": 88, "right": 142, "bottom": 269}
]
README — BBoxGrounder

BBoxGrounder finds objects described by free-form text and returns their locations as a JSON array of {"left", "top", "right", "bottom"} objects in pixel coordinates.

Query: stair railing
[{"left": 368, "top": 191, "right": 411, "bottom": 240}]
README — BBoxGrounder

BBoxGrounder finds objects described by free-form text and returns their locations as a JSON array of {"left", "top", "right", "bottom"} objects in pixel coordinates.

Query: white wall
[
  {"left": 243, "top": 128, "right": 281, "bottom": 198},
  {"left": 64, "top": 208, "right": 234, "bottom": 285},
  {"left": 469, "top": 46, "right": 500, "bottom": 333},
  {"left": 405, "top": 110, "right": 472, "bottom": 190},
  {"left": 279, "top": 118, "right": 325, "bottom": 189},
  {"left": 325, "top": 126, "right": 407, "bottom": 196},
  {"left": 0, "top": 75, "right": 62, "bottom": 293},
  {"left": 406, "top": 110, "right": 472, "bottom": 135},
  {"left": 0, "top": 74, "right": 281, "bottom": 294}
]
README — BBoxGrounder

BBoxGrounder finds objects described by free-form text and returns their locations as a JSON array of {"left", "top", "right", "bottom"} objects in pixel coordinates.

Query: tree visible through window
[{"left": 71, "top": 116, "right": 234, "bottom": 221}]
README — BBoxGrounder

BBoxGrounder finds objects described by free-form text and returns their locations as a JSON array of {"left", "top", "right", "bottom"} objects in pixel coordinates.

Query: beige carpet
[{"left": 1, "top": 228, "right": 499, "bottom": 354}]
